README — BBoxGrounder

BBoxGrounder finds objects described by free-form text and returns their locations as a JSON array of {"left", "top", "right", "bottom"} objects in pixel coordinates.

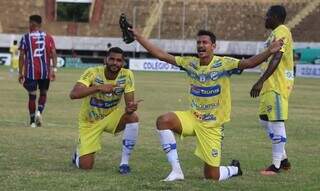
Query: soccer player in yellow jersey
[
  {"left": 69, "top": 47, "right": 141, "bottom": 174},
  {"left": 250, "top": 5, "right": 294, "bottom": 176},
  {"left": 131, "top": 28, "right": 283, "bottom": 181},
  {"left": 9, "top": 40, "right": 19, "bottom": 72}
]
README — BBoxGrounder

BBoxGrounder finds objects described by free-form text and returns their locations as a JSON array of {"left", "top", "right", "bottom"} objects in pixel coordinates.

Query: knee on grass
[
  {"left": 79, "top": 155, "right": 95, "bottom": 170},
  {"left": 204, "top": 171, "right": 220, "bottom": 181}
]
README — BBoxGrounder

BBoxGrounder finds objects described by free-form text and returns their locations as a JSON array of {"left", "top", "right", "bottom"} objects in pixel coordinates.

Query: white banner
[
  {"left": 0, "top": 53, "right": 11, "bottom": 66},
  {"left": 296, "top": 64, "right": 320, "bottom": 78},
  {"left": 129, "top": 59, "right": 181, "bottom": 72},
  {"left": 0, "top": 54, "right": 65, "bottom": 68}
]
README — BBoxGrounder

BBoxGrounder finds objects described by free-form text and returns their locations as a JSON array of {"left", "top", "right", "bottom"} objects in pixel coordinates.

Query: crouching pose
[{"left": 70, "top": 47, "right": 141, "bottom": 174}]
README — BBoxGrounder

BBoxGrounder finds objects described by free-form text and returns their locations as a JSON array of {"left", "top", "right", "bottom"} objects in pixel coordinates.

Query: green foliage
[
  {"left": 57, "top": 3, "right": 90, "bottom": 22},
  {"left": 0, "top": 67, "right": 320, "bottom": 190}
]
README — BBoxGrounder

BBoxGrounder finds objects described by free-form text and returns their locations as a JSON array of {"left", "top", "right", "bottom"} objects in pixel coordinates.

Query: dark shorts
[{"left": 23, "top": 78, "right": 50, "bottom": 92}]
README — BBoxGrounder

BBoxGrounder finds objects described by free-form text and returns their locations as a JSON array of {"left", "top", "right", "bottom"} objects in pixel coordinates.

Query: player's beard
[{"left": 107, "top": 64, "right": 121, "bottom": 74}]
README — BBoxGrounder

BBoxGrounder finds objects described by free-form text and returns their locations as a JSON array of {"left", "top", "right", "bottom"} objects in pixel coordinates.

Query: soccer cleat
[
  {"left": 119, "top": 164, "right": 131, "bottom": 175},
  {"left": 72, "top": 152, "right": 80, "bottom": 168},
  {"left": 280, "top": 159, "right": 291, "bottom": 170},
  {"left": 162, "top": 170, "right": 184, "bottom": 181},
  {"left": 72, "top": 152, "right": 77, "bottom": 165},
  {"left": 119, "top": 14, "right": 134, "bottom": 44},
  {"left": 230, "top": 159, "right": 243, "bottom": 177},
  {"left": 30, "top": 123, "right": 37, "bottom": 128},
  {"left": 260, "top": 164, "right": 280, "bottom": 176},
  {"left": 35, "top": 111, "right": 42, "bottom": 127}
]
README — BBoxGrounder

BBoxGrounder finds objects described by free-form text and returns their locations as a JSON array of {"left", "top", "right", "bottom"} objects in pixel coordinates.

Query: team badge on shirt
[
  {"left": 199, "top": 74, "right": 206, "bottom": 82},
  {"left": 211, "top": 149, "right": 219, "bottom": 157}
]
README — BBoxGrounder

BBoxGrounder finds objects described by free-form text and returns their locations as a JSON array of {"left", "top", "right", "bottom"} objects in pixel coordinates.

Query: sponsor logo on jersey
[
  {"left": 90, "top": 97, "right": 120, "bottom": 109},
  {"left": 191, "top": 100, "right": 219, "bottom": 110},
  {"left": 94, "top": 76, "right": 104, "bottom": 84},
  {"left": 193, "top": 111, "right": 216, "bottom": 121},
  {"left": 113, "top": 87, "right": 124, "bottom": 96},
  {"left": 285, "top": 70, "right": 294, "bottom": 80},
  {"left": 88, "top": 111, "right": 107, "bottom": 121},
  {"left": 212, "top": 60, "right": 222, "bottom": 68},
  {"left": 190, "top": 85, "right": 221, "bottom": 97},
  {"left": 187, "top": 70, "right": 226, "bottom": 82},
  {"left": 117, "top": 78, "right": 126, "bottom": 85}
]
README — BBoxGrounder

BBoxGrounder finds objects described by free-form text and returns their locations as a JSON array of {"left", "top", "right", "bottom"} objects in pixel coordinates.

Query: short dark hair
[
  {"left": 107, "top": 47, "right": 124, "bottom": 57},
  {"left": 29, "top": 15, "right": 42, "bottom": 24},
  {"left": 269, "top": 5, "right": 286, "bottom": 23},
  {"left": 197, "top": 30, "right": 216, "bottom": 43}
]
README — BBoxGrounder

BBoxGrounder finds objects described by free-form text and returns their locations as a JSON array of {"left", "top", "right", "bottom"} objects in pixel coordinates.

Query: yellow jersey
[
  {"left": 175, "top": 56, "right": 240, "bottom": 127},
  {"left": 77, "top": 66, "right": 135, "bottom": 123},
  {"left": 9, "top": 44, "right": 19, "bottom": 60},
  {"left": 261, "top": 24, "right": 294, "bottom": 98}
]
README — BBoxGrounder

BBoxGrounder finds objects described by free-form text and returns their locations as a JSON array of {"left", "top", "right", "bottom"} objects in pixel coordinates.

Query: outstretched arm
[
  {"left": 131, "top": 29, "right": 177, "bottom": 66},
  {"left": 69, "top": 82, "right": 115, "bottom": 99},
  {"left": 250, "top": 52, "right": 283, "bottom": 97},
  {"left": 238, "top": 38, "right": 283, "bottom": 70}
]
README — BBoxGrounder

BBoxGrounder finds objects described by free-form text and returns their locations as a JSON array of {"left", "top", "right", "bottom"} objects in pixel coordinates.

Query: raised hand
[
  {"left": 125, "top": 99, "right": 143, "bottom": 114},
  {"left": 268, "top": 38, "right": 284, "bottom": 54}
]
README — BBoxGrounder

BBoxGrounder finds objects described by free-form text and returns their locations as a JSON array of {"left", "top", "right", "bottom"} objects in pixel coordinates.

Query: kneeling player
[
  {"left": 131, "top": 28, "right": 283, "bottom": 181},
  {"left": 70, "top": 47, "right": 141, "bottom": 174}
]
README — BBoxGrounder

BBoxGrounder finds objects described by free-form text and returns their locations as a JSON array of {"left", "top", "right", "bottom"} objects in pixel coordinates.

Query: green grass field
[{"left": 0, "top": 67, "right": 319, "bottom": 191}]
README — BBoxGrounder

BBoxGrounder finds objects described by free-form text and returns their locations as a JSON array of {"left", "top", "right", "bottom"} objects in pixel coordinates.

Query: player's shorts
[
  {"left": 23, "top": 78, "right": 50, "bottom": 92},
  {"left": 77, "top": 108, "right": 124, "bottom": 156},
  {"left": 11, "top": 59, "right": 19, "bottom": 69},
  {"left": 259, "top": 91, "right": 288, "bottom": 121},
  {"left": 174, "top": 110, "right": 223, "bottom": 167}
]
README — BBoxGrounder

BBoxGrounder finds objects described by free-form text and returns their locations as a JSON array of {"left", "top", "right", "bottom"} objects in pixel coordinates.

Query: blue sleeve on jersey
[{"left": 227, "top": 68, "right": 243, "bottom": 76}]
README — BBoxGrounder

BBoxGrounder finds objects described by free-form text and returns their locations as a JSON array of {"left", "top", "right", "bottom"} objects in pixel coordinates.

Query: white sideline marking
[{"left": 0, "top": 119, "right": 75, "bottom": 128}]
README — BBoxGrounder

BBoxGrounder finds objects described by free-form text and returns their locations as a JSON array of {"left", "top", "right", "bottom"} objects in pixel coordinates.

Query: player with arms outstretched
[
  {"left": 250, "top": 5, "right": 294, "bottom": 176},
  {"left": 18, "top": 15, "right": 57, "bottom": 128},
  {"left": 70, "top": 47, "right": 140, "bottom": 174},
  {"left": 131, "top": 28, "right": 283, "bottom": 181}
]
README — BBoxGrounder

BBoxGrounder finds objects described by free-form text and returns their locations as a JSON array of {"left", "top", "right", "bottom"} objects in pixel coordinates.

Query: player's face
[
  {"left": 196, "top": 35, "right": 215, "bottom": 59},
  {"left": 29, "top": 21, "right": 39, "bottom": 31},
  {"left": 105, "top": 52, "right": 124, "bottom": 73},
  {"left": 265, "top": 10, "right": 275, "bottom": 29}
]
